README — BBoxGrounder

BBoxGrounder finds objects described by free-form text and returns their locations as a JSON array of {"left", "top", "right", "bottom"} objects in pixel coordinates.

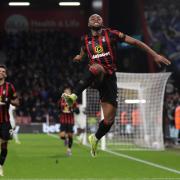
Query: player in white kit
[{"left": 9, "top": 105, "right": 21, "bottom": 144}]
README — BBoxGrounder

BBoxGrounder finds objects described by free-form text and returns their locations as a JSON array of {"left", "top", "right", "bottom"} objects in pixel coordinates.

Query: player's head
[
  {"left": 64, "top": 87, "right": 71, "bottom": 95},
  {"left": 88, "top": 14, "right": 103, "bottom": 31},
  {"left": 0, "top": 64, "right": 7, "bottom": 80}
]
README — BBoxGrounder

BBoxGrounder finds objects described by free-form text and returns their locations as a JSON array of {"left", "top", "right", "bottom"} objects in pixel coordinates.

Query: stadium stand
[
  {"left": 145, "top": 0, "right": 180, "bottom": 144},
  {"left": 0, "top": 31, "right": 85, "bottom": 123}
]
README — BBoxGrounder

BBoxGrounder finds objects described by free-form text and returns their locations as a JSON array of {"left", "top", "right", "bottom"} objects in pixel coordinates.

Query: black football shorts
[
  {"left": 98, "top": 73, "right": 118, "bottom": 107},
  {"left": 0, "top": 122, "right": 13, "bottom": 141},
  {"left": 60, "top": 124, "right": 74, "bottom": 133}
]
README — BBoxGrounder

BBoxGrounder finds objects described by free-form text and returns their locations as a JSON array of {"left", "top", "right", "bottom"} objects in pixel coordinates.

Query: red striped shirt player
[
  {"left": 59, "top": 87, "right": 78, "bottom": 156},
  {"left": 62, "top": 14, "right": 171, "bottom": 157},
  {"left": 0, "top": 64, "right": 20, "bottom": 176}
]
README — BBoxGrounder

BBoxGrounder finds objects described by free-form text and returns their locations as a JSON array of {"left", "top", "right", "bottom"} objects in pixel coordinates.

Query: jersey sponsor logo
[
  {"left": 95, "top": 45, "right": 103, "bottom": 54},
  {"left": 92, "top": 51, "right": 110, "bottom": 59}
]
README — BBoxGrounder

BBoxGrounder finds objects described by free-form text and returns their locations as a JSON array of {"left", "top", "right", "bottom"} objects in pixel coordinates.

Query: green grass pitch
[{"left": 2, "top": 134, "right": 180, "bottom": 180}]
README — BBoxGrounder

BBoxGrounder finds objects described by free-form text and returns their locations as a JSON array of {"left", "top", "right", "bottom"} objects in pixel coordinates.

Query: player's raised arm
[
  {"left": 73, "top": 47, "right": 86, "bottom": 62},
  {"left": 121, "top": 34, "right": 171, "bottom": 66}
]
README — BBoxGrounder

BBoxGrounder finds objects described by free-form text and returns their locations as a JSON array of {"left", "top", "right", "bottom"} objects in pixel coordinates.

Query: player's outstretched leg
[
  {"left": 89, "top": 103, "right": 116, "bottom": 157},
  {"left": 62, "top": 65, "right": 104, "bottom": 107}
]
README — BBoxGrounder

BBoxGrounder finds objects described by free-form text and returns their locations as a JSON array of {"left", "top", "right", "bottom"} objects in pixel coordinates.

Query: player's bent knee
[
  {"left": 103, "top": 118, "right": 115, "bottom": 125},
  {"left": 0, "top": 139, "right": 8, "bottom": 144},
  {"left": 60, "top": 132, "right": 66, "bottom": 139},
  {"left": 89, "top": 64, "right": 105, "bottom": 81}
]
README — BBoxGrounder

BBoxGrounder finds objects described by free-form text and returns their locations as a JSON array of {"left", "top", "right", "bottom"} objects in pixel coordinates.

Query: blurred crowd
[
  {"left": 0, "top": 31, "right": 86, "bottom": 123},
  {"left": 145, "top": 0, "right": 180, "bottom": 142},
  {"left": 145, "top": 0, "right": 180, "bottom": 58}
]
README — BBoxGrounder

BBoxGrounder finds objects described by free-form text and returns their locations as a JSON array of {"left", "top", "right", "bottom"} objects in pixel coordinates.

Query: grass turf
[{"left": 2, "top": 134, "right": 180, "bottom": 179}]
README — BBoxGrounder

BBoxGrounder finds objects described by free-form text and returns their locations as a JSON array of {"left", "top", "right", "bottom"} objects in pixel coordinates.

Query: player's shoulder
[
  {"left": 5, "top": 81, "right": 13, "bottom": 84},
  {"left": 105, "top": 28, "right": 121, "bottom": 34},
  {"left": 5, "top": 82, "right": 16, "bottom": 93},
  {"left": 5, "top": 81, "right": 14, "bottom": 87},
  {"left": 105, "top": 28, "right": 125, "bottom": 40},
  {"left": 60, "top": 96, "right": 65, "bottom": 102},
  {"left": 5, "top": 81, "right": 10, "bottom": 84},
  {"left": 81, "top": 32, "right": 91, "bottom": 40},
  {"left": 103, "top": 27, "right": 111, "bottom": 31}
]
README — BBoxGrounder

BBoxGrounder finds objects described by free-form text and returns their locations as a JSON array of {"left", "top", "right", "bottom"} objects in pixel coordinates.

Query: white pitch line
[
  {"left": 104, "top": 149, "right": 180, "bottom": 175},
  {"left": 2, "top": 178, "right": 180, "bottom": 180},
  {"left": 47, "top": 133, "right": 59, "bottom": 139},
  {"left": 47, "top": 134, "right": 180, "bottom": 175}
]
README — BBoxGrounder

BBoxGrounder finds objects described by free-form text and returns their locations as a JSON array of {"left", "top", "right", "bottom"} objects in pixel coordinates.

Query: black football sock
[
  {"left": 95, "top": 120, "right": 114, "bottom": 140},
  {"left": 68, "top": 137, "right": 73, "bottom": 148},
  {"left": 74, "top": 70, "right": 95, "bottom": 96},
  {"left": 0, "top": 142, "right": 8, "bottom": 166}
]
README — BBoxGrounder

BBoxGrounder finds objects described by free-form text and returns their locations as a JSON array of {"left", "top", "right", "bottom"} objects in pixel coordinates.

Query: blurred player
[
  {"left": 62, "top": 14, "right": 171, "bottom": 157},
  {"left": 74, "top": 106, "right": 86, "bottom": 144},
  {"left": 9, "top": 104, "right": 21, "bottom": 144},
  {"left": 0, "top": 64, "right": 19, "bottom": 176},
  {"left": 59, "top": 87, "right": 78, "bottom": 156}
]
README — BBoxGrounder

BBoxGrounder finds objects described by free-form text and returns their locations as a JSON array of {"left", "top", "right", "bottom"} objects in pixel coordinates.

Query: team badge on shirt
[{"left": 95, "top": 45, "right": 103, "bottom": 54}]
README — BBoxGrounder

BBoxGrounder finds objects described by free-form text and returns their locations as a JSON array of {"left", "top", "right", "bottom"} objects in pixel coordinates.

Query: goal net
[{"left": 84, "top": 72, "right": 171, "bottom": 150}]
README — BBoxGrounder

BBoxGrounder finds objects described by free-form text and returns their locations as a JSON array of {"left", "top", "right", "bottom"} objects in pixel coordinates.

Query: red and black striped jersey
[
  {"left": 0, "top": 82, "right": 17, "bottom": 123},
  {"left": 81, "top": 28, "right": 125, "bottom": 74},
  {"left": 58, "top": 97, "right": 77, "bottom": 125}
]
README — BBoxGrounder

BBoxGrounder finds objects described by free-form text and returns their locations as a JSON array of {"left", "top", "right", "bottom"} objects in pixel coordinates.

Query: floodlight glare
[
  {"left": 59, "top": 2, "right": 80, "bottom": 6},
  {"left": 125, "top": 99, "right": 146, "bottom": 104},
  {"left": 9, "top": 2, "right": 30, "bottom": 6}
]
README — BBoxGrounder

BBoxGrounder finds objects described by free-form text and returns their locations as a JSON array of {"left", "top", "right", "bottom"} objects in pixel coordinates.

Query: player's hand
[
  {"left": 154, "top": 54, "right": 171, "bottom": 67},
  {"left": 0, "top": 97, "right": 9, "bottom": 105},
  {"left": 73, "top": 55, "right": 82, "bottom": 62}
]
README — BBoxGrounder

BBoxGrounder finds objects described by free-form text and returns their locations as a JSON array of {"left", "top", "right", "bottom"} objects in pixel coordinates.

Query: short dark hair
[
  {"left": 0, "top": 64, "right": 7, "bottom": 71},
  {"left": 64, "top": 87, "right": 71, "bottom": 91}
]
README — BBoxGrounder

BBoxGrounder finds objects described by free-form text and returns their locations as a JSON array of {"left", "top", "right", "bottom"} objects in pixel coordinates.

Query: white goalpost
[{"left": 84, "top": 72, "right": 171, "bottom": 150}]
